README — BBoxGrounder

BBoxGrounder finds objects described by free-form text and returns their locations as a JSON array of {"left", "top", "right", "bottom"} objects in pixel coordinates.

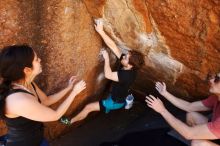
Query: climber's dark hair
[
  {"left": 0, "top": 45, "right": 34, "bottom": 118},
  {"left": 128, "top": 50, "right": 145, "bottom": 70}
]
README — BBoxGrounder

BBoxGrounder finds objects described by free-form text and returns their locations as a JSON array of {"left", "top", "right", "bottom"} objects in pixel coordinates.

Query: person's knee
[
  {"left": 191, "top": 140, "right": 201, "bottom": 146},
  {"left": 191, "top": 140, "right": 210, "bottom": 146},
  {"left": 186, "top": 112, "right": 195, "bottom": 125},
  {"left": 187, "top": 112, "right": 208, "bottom": 126},
  {"left": 187, "top": 112, "right": 197, "bottom": 119}
]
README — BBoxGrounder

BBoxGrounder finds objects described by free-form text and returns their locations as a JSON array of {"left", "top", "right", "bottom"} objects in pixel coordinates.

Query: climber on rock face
[
  {"left": 65, "top": 19, "right": 144, "bottom": 125},
  {"left": 145, "top": 73, "right": 220, "bottom": 146}
]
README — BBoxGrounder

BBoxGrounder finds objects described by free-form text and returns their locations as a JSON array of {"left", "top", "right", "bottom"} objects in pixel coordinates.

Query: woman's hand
[
  {"left": 94, "top": 18, "right": 104, "bottom": 34},
  {"left": 67, "top": 76, "right": 77, "bottom": 89},
  {"left": 145, "top": 95, "right": 166, "bottom": 114},
  {"left": 71, "top": 80, "right": 86, "bottom": 96},
  {"left": 155, "top": 82, "right": 167, "bottom": 96}
]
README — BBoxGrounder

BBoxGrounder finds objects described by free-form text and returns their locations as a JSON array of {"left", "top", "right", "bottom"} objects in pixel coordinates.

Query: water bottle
[{"left": 125, "top": 94, "right": 134, "bottom": 109}]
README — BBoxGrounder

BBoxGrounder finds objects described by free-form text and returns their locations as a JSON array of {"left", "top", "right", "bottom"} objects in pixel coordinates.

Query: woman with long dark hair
[{"left": 0, "top": 45, "right": 86, "bottom": 146}]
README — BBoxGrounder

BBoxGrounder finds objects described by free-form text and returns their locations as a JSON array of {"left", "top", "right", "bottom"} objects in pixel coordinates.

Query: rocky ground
[{"left": 50, "top": 97, "right": 186, "bottom": 146}]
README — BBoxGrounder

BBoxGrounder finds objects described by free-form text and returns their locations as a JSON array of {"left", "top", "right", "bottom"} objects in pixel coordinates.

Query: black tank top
[{"left": 4, "top": 84, "right": 43, "bottom": 146}]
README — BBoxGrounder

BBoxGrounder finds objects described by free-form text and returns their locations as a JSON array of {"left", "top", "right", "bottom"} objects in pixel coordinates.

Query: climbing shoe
[{"left": 59, "top": 117, "right": 71, "bottom": 126}]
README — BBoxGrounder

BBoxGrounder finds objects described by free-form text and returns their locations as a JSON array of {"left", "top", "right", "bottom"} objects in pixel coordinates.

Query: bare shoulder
[
  {"left": 5, "top": 92, "right": 38, "bottom": 116},
  {"left": 6, "top": 92, "right": 35, "bottom": 106}
]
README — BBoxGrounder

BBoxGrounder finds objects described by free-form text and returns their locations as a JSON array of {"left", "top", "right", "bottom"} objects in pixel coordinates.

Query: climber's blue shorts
[{"left": 99, "top": 95, "right": 125, "bottom": 113}]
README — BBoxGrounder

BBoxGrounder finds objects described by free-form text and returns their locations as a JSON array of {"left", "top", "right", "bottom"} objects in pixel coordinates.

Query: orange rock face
[{"left": 0, "top": 0, "right": 219, "bottom": 139}]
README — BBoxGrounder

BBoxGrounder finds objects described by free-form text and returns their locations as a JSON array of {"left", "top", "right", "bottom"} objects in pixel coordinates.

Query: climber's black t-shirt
[{"left": 111, "top": 55, "right": 136, "bottom": 103}]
